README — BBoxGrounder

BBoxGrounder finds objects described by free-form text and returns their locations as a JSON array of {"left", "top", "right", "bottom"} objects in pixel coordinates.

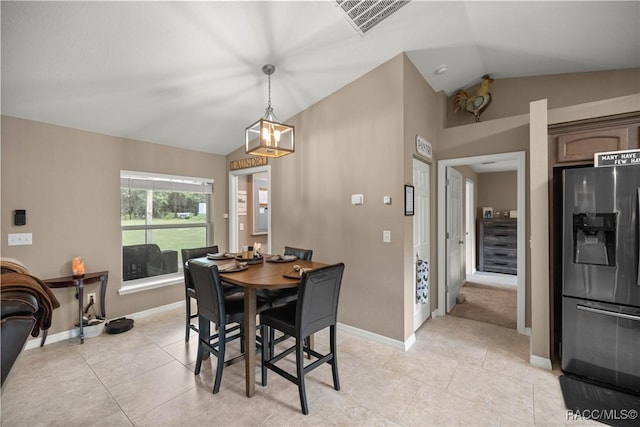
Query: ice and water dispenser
[{"left": 572, "top": 213, "right": 617, "bottom": 266}]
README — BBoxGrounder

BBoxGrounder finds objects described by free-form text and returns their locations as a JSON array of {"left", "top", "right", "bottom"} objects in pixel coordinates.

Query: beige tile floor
[{"left": 1, "top": 307, "right": 598, "bottom": 427}]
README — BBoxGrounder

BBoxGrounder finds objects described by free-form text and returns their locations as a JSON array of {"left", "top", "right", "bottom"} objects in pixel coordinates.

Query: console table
[{"left": 42, "top": 271, "right": 108, "bottom": 345}]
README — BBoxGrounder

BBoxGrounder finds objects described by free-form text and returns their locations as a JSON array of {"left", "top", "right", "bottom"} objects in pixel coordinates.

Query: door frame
[
  {"left": 228, "top": 165, "right": 271, "bottom": 254},
  {"left": 437, "top": 151, "right": 526, "bottom": 334}
]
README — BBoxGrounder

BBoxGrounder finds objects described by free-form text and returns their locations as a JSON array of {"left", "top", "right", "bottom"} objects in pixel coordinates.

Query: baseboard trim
[
  {"left": 338, "top": 322, "right": 416, "bottom": 351},
  {"left": 530, "top": 353, "right": 553, "bottom": 370},
  {"left": 24, "top": 301, "right": 184, "bottom": 350},
  {"left": 27, "top": 301, "right": 415, "bottom": 353}
]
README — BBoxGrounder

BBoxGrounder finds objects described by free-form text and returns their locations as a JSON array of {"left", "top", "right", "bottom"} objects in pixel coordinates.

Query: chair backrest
[
  {"left": 181, "top": 245, "right": 219, "bottom": 290},
  {"left": 123, "top": 244, "right": 162, "bottom": 280},
  {"left": 284, "top": 246, "right": 313, "bottom": 261},
  {"left": 187, "top": 259, "right": 225, "bottom": 325},
  {"left": 296, "top": 263, "right": 345, "bottom": 339}
]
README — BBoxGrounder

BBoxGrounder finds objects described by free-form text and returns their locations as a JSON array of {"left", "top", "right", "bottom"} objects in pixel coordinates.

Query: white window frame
[{"left": 119, "top": 170, "right": 214, "bottom": 295}]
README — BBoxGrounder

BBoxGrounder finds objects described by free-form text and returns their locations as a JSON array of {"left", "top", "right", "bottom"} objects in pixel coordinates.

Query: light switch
[
  {"left": 383, "top": 196, "right": 392, "bottom": 205},
  {"left": 383, "top": 230, "right": 391, "bottom": 243},
  {"left": 351, "top": 194, "right": 364, "bottom": 205},
  {"left": 8, "top": 233, "right": 32, "bottom": 246},
  {"left": 239, "top": 223, "right": 244, "bottom": 231}
]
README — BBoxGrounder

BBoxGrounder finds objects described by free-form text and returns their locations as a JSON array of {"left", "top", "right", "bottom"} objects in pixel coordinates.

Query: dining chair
[
  {"left": 181, "top": 246, "right": 242, "bottom": 342},
  {"left": 259, "top": 246, "right": 313, "bottom": 307},
  {"left": 260, "top": 263, "right": 345, "bottom": 415},
  {"left": 188, "top": 259, "right": 268, "bottom": 394}
]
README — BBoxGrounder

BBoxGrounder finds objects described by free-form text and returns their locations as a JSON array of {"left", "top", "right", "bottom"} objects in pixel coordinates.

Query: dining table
[{"left": 192, "top": 253, "right": 327, "bottom": 397}]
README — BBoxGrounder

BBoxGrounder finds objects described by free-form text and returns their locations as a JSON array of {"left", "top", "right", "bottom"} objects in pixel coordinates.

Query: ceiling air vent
[{"left": 336, "top": 0, "right": 411, "bottom": 35}]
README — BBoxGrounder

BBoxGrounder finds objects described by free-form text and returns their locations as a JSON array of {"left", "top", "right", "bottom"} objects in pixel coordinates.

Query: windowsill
[{"left": 118, "top": 272, "right": 182, "bottom": 295}]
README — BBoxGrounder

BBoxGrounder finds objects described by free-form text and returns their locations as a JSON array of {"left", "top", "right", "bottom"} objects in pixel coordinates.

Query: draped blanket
[
  {"left": 416, "top": 258, "right": 429, "bottom": 304},
  {"left": 1, "top": 260, "right": 60, "bottom": 337}
]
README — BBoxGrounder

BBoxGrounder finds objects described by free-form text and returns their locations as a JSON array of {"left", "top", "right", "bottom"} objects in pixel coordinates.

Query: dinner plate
[
  {"left": 266, "top": 255, "right": 297, "bottom": 263},
  {"left": 283, "top": 271, "right": 302, "bottom": 279},
  {"left": 218, "top": 265, "right": 248, "bottom": 273},
  {"left": 207, "top": 253, "right": 235, "bottom": 260}
]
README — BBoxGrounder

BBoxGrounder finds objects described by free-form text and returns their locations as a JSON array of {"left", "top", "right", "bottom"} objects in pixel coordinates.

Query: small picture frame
[
  {"left": 482, "top": 207, "right": 493, "bottom": 219},
  {"left": 404, "top": 185, "right": 414, "bottom": 216}
]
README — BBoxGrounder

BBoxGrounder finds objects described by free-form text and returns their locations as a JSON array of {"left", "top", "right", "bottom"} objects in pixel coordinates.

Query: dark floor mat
[{"left": 559, "top": 375, "right": 640, "bottom": 427}]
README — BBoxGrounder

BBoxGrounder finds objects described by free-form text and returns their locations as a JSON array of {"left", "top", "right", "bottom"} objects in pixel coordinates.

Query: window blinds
[{"left": 120, "top": 170, "right": 213, "bottom": 194}]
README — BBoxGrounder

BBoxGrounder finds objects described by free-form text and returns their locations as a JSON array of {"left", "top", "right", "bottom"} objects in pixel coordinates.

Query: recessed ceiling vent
[{"left": 336, "top": 0, "right": 411, "bottom": 35}]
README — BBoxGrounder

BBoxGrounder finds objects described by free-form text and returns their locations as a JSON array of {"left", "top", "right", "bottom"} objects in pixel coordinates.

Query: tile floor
[{"left": 1, "top": 307, "right": 598, "bottom": 426}]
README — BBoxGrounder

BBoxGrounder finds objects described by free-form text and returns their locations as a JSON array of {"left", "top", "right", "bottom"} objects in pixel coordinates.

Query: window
[{"left": 120, "top": 171, "right": 213, "bottom": 293}]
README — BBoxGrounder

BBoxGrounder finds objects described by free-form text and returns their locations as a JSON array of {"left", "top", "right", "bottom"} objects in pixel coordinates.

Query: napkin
[
  {"left": 292, "top": 264, "right": 312, "bottom": 276},
  {"left": 218, "top": 260, "right": 246, "bottom": 271}
]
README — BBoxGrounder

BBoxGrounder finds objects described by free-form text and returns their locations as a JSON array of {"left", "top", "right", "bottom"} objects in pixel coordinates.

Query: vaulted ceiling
[{"left": 2, "top": 1, "right": 639, "bottom": 155}]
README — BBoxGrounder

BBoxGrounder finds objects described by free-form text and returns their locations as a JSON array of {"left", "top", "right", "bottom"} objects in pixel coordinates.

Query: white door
[
  {"left": 446, "top": 167, "right": 464, "bottom": 312},
  {"left": 465, "top": 179, "right": 475, "bottom": 276},
  {"left": 413, "top": 158, "right": 430, "bottom": 330}
]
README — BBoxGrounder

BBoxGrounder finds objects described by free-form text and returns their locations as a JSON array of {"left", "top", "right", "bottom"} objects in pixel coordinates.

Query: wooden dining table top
[{"left": 192, "top": 254, "right": 327, "bottom": 289}]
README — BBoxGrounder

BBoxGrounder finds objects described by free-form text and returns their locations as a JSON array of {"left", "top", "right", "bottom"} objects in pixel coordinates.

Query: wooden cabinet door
[{"left": 556, "top": 127, "right": 629, "bottom": 163}]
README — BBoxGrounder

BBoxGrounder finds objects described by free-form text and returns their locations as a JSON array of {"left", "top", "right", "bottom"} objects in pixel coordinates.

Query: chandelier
[{"left": 245, "top": 64, "right": 295, "bottom": 158}]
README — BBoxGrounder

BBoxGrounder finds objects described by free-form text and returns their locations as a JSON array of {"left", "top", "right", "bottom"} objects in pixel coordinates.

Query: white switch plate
[
  {"left": 383, "top": 230, "right": 391, "bottom": 243},
  {"left": 383, "top": 196, "right": 392, "bottom": 205},
  {"left": 8, "top": 233, "right": 33, "bottom": 246},
  {"left": 239, "top": 223, "right": 244, "bottom": 231},
  {"left": 351, "top": 194, "right": 364, "bottom": 205}
]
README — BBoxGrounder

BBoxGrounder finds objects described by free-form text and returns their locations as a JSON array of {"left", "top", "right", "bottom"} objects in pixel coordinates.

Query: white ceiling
[{"left": 2, "top": 1, "right": 639, "bottom": 156}]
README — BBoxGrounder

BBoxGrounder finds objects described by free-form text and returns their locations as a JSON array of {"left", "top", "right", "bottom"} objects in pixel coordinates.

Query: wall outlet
[{"left": 87, "top": 292, "right": 96, "bottom": 305}]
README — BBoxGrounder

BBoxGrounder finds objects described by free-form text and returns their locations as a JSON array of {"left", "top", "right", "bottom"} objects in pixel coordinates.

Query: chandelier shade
[{"left": 245, "top": 64, "right": 295, "bottom": 158}]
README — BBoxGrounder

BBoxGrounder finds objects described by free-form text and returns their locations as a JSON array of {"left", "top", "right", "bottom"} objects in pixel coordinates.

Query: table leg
[
  {"left": 77, "top": 281, "right": 84, "bottom": 343},
  {"left": 99, "top": 274, "right": 107, "bottom": 318},
  {"left": 243, "top": 288, "right": 256, "bottom": 397}
]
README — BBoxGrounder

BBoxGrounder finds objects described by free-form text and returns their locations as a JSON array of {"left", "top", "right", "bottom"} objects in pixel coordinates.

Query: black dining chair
[
  {"left": 181, "top": 246, "right": 241, "bottom": 342},
  {"left": 259, "top": 246, "right": 313, "bottom": 307},
  {"left": 188, "top": 259, "right": 268, "bottom": 394},
  {"left": 260, "top": 263, "right": 345, "bottom": 415}
]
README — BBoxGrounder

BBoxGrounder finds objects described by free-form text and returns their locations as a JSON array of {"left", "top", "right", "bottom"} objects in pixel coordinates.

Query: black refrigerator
[{"left": 562, "top": 165, "right": 640, "bottom": 395}]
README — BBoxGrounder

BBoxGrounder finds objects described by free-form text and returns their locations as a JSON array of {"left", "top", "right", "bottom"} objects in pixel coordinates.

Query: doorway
[
  {"left": 437, "top": 151, "right": 526, "bottom": 334},
  {"left": 229, "top": 165, "right": 271, "bottom": 254},
  {"left": 413, "top": 158, "right": 431, "bottom": 330}
]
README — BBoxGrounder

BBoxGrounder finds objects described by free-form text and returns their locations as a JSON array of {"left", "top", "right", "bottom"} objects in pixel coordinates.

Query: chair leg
[
  {"left": 213, "top": 329, "right": 225, "bottom": 394},
  {"left": 194, "top": 317, "right": 206, "bottom": 375},
  {"left": 330, "top": 326, "right": 340, "bottom": 391},
  {"left": 185, "top": 294, "right": 192, "bottom": 342},
  {"left": 260, "top": 324, "right": 268, "bottom": 386},
  {"left": 296, "top": 337, "right": 309, "bottom": 415}
]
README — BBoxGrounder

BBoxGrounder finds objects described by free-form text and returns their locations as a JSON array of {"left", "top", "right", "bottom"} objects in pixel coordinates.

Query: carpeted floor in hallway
[{"left": 450, "top": 277, "right": 517, "bottom": 329}]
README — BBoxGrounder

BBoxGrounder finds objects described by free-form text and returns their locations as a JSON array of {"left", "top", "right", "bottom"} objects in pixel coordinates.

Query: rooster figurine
[{"left": 453, "top": 75, "right": 494, "bottom": 122}]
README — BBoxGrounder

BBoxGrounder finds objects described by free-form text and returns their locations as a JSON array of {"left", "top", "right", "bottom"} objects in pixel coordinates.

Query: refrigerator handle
[{"left": 577, "top": 305, "right": 640, "bottom": 322}]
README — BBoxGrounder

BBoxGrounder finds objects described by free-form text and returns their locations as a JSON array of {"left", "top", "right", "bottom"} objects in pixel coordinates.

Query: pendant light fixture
[{"left": 245, "top": 64, "right": 295, "bottom": 158}]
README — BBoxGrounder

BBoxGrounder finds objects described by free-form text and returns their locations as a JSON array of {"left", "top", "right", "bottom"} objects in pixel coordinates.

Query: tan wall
[
  {"left": 477, "top": 171, "right": 517, "bottom": 218},
  {"left": 229, "top": 54, "right": 429, "bottom": 342},
  {"left": 1, "top": 116, "right": 229, "bottom": 342},
  {"left": 446, "top": 68, "right": 640, "bottom": 127},
  {"left": 402, "top": 54, "right": 440, "bottom": 339}
]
